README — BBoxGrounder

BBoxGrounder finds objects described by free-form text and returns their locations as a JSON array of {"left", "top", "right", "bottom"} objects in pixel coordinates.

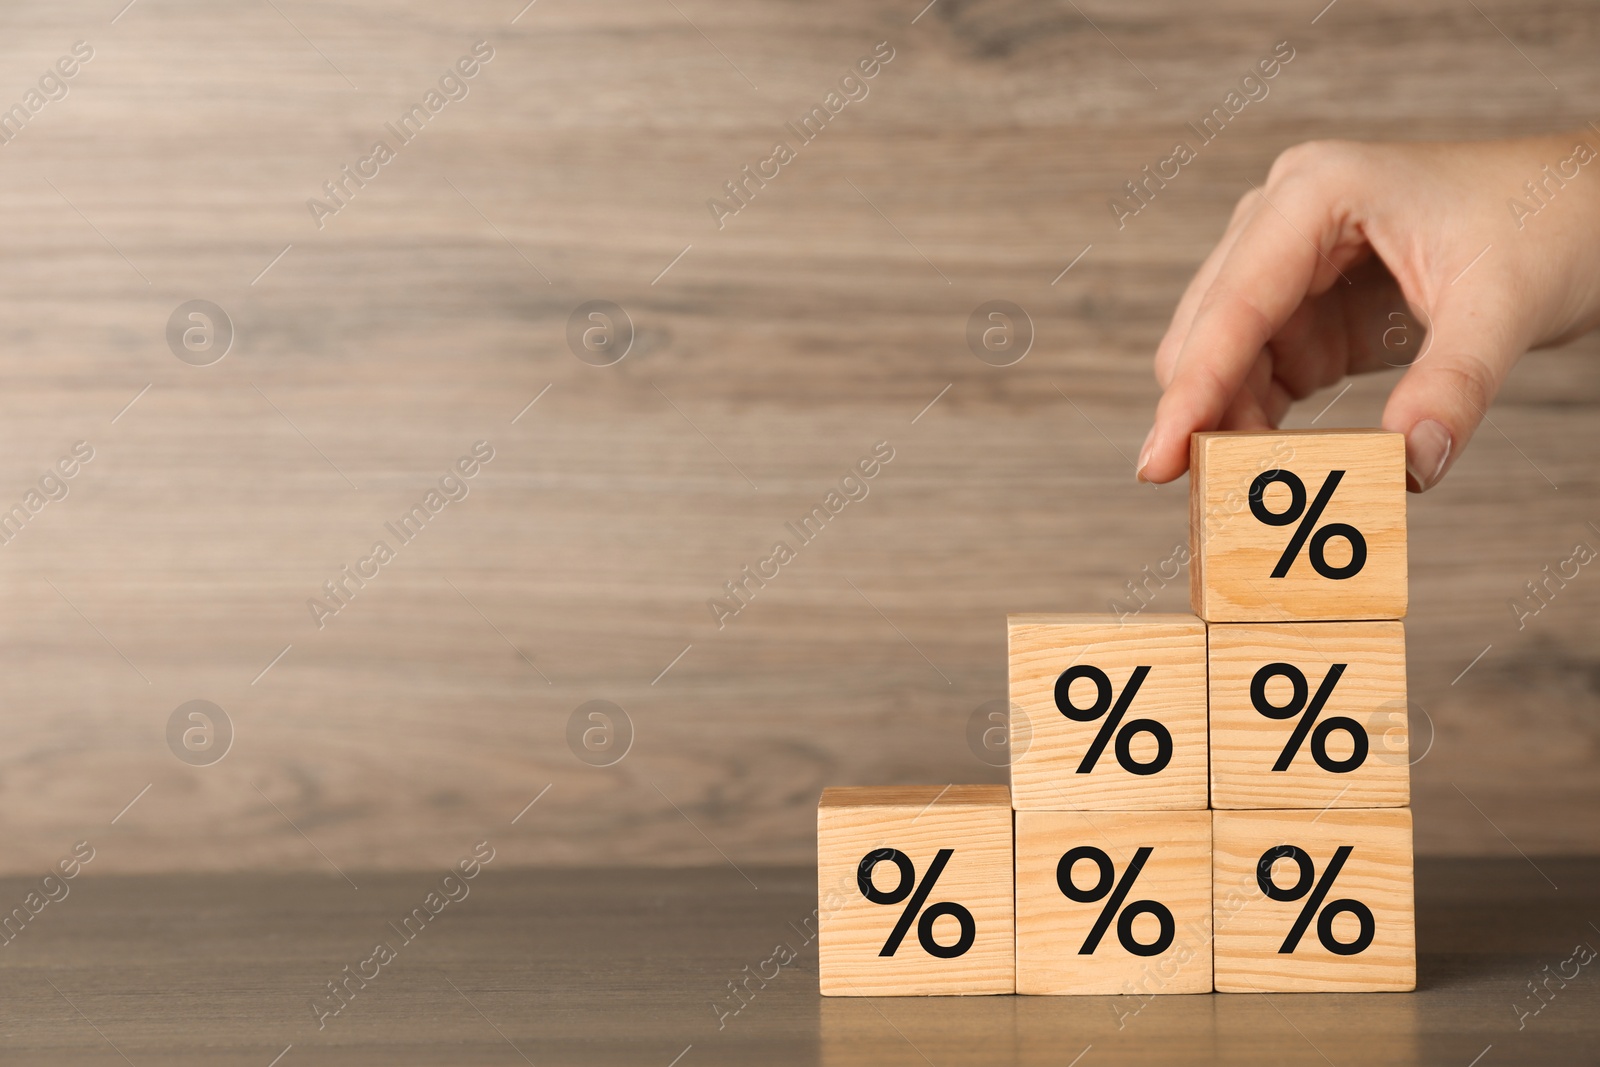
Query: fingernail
[
  {"left": 1136, "top": 427, "right": 1157, "bottom": 482},
  {"left": 1405, "top": 419, "right": 1452, "bottom": 492}
]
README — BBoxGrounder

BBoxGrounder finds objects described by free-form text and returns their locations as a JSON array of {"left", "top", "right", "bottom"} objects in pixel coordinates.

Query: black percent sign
[
  {"left": 1257, "top": 844, "right": 1375, "bottom": 956},
  {"left": 1251, "top": 662, "right": 1367, "bottom": 773},
  {"left": 1055, "top": 665, "right": 1172, "bottom": 776},
  {"left": 1058, "top": 846, "right": 1174, "bottom": 956},
  {"left": 1249, "top": 469, "right": 1367, "bottom": 580},
  {"left": 857, "top": 848, "right": 975, "bottom": 959}
]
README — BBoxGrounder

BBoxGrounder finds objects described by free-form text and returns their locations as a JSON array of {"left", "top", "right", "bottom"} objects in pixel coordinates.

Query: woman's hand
[{"left": 1139, "top": 135, "right": 1600, "bottom": 491}]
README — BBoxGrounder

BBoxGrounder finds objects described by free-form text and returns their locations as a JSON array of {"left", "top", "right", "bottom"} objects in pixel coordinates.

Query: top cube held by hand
[{"left": 1190, "top": 431, "right": 1407, "bottom": 622}]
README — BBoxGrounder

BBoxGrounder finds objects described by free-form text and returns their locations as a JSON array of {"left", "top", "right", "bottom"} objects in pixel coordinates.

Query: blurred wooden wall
[{"left": 0, "top": 0, "right": 1595, "bottom": 875}]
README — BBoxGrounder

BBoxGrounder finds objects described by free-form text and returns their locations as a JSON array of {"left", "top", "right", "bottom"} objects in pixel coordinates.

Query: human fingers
[
  {"left": 1154, "top": 191, "right": 1264, "bottom": 389},
  {"left": 1140, "top": 146, "right": 1366, "bottom": 482},
  {"left": 1379, "top": 283, "right": 1528, "bottom": 492}
]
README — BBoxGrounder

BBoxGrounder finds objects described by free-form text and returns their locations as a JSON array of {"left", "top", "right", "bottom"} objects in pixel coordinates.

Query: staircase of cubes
[{"left": 818, "top": 430, "right": 1415, "bottom": 996}]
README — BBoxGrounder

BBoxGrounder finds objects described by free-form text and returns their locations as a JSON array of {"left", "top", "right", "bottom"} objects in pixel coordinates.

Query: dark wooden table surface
[{"left": 2, "top": 859, "right": 1595, "bottom": 1065}]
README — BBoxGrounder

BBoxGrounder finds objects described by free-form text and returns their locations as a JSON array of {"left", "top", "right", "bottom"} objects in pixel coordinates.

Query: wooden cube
[
  {"left": 1213, "top": 809, "right": 1415, "bottom": 992},
  {"left": 1008, "top": 614, "right": 1208, "bottom": 810},
  {"left": 1015, "top": 810, "right": 1212, "bottom": 995},
  {"left": 1190, "top": 431, "right": 1406, "bottom": 622},
  {"left": 1209, "top": 622, "right": 1409, "bottom": 809},
  {"left": 818, "top": 785, "right": 1014, "bottom": 995}
]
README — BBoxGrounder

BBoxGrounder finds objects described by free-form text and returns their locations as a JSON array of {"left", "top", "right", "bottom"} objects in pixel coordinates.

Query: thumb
[{"left": 1380, "top": 288, "right": 1527, "bottom": 493}]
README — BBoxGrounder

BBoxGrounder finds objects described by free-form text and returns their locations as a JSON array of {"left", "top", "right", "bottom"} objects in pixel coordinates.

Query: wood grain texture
[
  {"left": 0, "top": 0, "right": 1597, "bottom": 875},
  {"left": 1009, "top": 614, "right": 1208, "bottom": 810},
  {"left": 1213, "top": 808, "right": 1415, "bottom": 993},
  {"left": 818, "top": 785, "right": 1013, "bottom": 995},
  {"left": 1015, "top": 809, "right": 1212, "bottom": 995},
  {"left": 1191, "top": 431, "right": 1407, "bottom": 622},
  {"left": 3, "top": 861, "right": 1598, "bottom": 1065},
  {"left": 1209, "top": 621, "right": 1410, "bottom": 809}
]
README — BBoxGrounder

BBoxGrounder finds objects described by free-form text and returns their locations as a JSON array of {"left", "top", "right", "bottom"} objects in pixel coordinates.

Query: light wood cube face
[
  {"left": 1209, "top": 622, "right": 1410, "bottom": 809},
  {"left": 818, "top": 786, "right": 1014, "bottom": 996},
  {"left": 1015, "top": 810, "right": 1213, "bottom": 995},
  {"left": 1213, "top": 809, "right": 1415, "bottom": 992},
  {"left": 1008, "top": 615, "right": 1208, "bottom": 811},
  {"left": 1189, "top": 431, "right": 1407, "bottom": 622}
]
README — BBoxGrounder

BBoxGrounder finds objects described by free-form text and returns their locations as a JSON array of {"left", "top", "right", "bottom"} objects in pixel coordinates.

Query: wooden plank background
[{"left": 0, "top": 0, "right": 1596, "bottom": 876}]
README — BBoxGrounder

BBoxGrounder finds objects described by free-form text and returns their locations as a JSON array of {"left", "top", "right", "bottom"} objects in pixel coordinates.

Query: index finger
[{"left": 1140, "top": 180, "right": 1350, "bottom": 483}]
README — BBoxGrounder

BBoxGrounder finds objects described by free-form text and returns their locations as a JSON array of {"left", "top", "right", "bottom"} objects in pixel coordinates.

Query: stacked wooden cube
[{"left": 819, "top": 430, "right": 1415, "bottom": 996}]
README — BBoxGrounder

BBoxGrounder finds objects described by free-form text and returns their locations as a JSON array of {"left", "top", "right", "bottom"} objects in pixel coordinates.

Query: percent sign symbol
[
  {"left": 1251, "top": 662, "right": 1368, "bottom": 773},
  {"left": 857, "top": 848, "right": 975, "bottom": 959},
  {"left": 1058, "top": 845, "right": 1175, "bottom": 957},
  {"left": 1249, "top": 469, "right": 1368, "bottom": 580},
  {"left": 1055, "top": 665, "right": 1172, "bottom": 775},
  {"left": 1257, "top": 844, "right": 1375, "bottom": 956}
]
